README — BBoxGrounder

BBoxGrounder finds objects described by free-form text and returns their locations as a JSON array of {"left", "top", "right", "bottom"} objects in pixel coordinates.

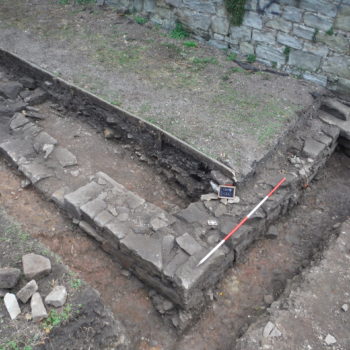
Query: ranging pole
[{"left": 197, "top": 177, "right": 286, "bottom": 267}]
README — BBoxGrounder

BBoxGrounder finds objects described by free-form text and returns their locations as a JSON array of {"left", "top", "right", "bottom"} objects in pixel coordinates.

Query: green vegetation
[
  {"left": 42, "top": 305, "right": 73, "bottom": 333},
  {"left": 325, "top": 27, "right": 334, "bottom": 36},
  {"left": 70, "top": 278, "right": 82, "bottom": 289},
  {"left": 231, "top": 66, "right": 245, "bottom": 73},
  {"left": 134, "top": 15, "right": 148, "bottom": 25},
  {"left": 283, "top": 46, "right": 291, "bottom": 61},
  {"left": 170, "top": 22, "right": 189, "bottom": 39},
  {"left": 271, "top": 61, "right": 277, "bottom": 68},
  {"left": 192, "top": 57, "right": 217, "bottom": 65},
  {"left": 183, "top": 40, "right": 197, "bottom": 48},
  {"left": 246, "top": 54, "right": 256, "bottom": 63},
  {"left": 312, "top": 28, "right": 319, "bottom": 42},
  {"left": 227, "top": 52, "right": 237, "bottom": 61},
  {"left": 224, "top": 0, "right": 247, "bottom": 26}
]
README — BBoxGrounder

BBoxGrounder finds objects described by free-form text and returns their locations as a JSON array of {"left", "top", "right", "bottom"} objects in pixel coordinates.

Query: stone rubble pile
[{"left": 0, "top": 253, "right": 68, "bottom": 322}]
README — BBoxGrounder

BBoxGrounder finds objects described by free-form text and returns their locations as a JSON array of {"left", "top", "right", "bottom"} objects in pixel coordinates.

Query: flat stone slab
[
  {"left": 176, "top": 233, "right": 203, "bottom": 256},
  {"left": 16, "top": 279, "right": 38, "bottom": 303},
  {"left": 4, "top": 293, "right": 21, "bottom": 320},
  {"left": 33, "top": 131, "right": 57, "bottom": 153},
  {"left": 53, "top": 146, "right": 78, "bottom": 167},
  {"left": 319, "top": 111, "right": 350, "bottom": 140},
  {"left": 45, "top": 285, "right": 67, "bottom": 307},
  {"left": 9, "top": 112, "right": 30, "bottom": 131},
  {"left": 0, "top": 267, "right": 21, "bottom": 289},
  {"left": 22, "top": 253, "right": 51, "bottom": 279},
  {"left": 31, "top": 292, "right": 48, "bottom": 322},
  {"left": 18, "top": 161, "right": 54, "bottom": 184},
  {"left": 0, "top": 138, "right": 35, "bottom": 164},
  {"left": 302, "top": 138, "right": 326, "bottom": 159},
  {"left": 0, "top": 81, "right": 23, "bottom": 99}
]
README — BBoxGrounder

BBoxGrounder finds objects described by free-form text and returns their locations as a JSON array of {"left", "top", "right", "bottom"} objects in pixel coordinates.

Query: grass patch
[
  {"left": 170, "top": 22, "right": 189, "bottom": 40},
  {"left": 191, "top": 57, "right": 218, "bottom": 65},
  {"left": 70, "top": 278, "right": 82, "bottom": 289},
  {"left": 227, "top": 52, "right": 237, "bottom": 61},
  {"left": 246, "top": 54, "right": 256, "bottom": 63},
  {"left": 134, "top": 15, "right": 148, "bottom": 25},
  {"left": 231, "top": 66, "right": 246, "bottom": 73},
  {"left": 183, "top": 40, "right": 197, "bottom": 48},
  {"left": 325, "top": 27, "right": 334, "bottom": 36}
]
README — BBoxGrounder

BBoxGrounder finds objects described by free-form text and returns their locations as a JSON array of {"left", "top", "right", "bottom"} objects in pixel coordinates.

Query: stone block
[
  {"left": 303, "top": 42, "right": 329, "bottom": 57},
  {"left": 211, "top": 16, "right": 230, "bottom": 35},
  {"left": 22, "top": 253, "right": 51, "bottom": 280},
  {"left": 0, "top": 268, "right": 21, "bottom": 289},
  {"left": 121, "top": 233, "right": 163, "bottom": 271},
  {"left": 53, "top": 146, "right": 78, "bottom": 167},
  {"left": 16, "top": 280, "right": 38, "bottom": 303},
  {"left": 240, "top": 42, "right": 255, "bottom": 55},
  {"left": 79, "top": 220, "right": 104, "bottom": 242},
  {"left": 176, "top": 202, "right": 209, "bottom": 224},
  {"left": 18, "top": 162, "right": 54, "bottom": 184},
  {"left": 302, "top": 138, "right": 326, "bottom": 158},
  {"left": 9, "top": 113, "right": 30, "bottom": 131},
  {"left": 177, "top": 9, "right": 211, "bottom": 32},
  {"left": 299, "top": 0, "right": 337, "bottom": 17},
  {"left": 321, "top": 98, "right": 350, "bottom": 121},
  {"left": 277, "top": 33, "right": 302, "bottom": 49},
  {"left": 243, "top": 11, "right": 263, "bottom": 30},
  {"left": 303, "top": 72, "right": 327, "bottom": 87},
  {"left": 64, "top": 182, "right": 103, "bottom": 219},
  {"left": 323, "top": 56, "right": 350, "bottom": 79},
  {"left": 94, "top": 210, "right": 115, "bottom": 228},
  {"left": 304, "top": 12, "right": 334, "bottom": 31},
  {"left": 45, "top": 285, "right": 67, "bottom": 307},
  {"left": 176, "top": 233, "right": 203, "bottom": 255},
  {"left": 4, "top": 293, "right": 21, "bottom": 320},
  {"left": 266, "top": 17, "right": 292, "bottom": 32},
  {"left": 164, "top": 250, "right": 189, "bottom": 278},
  {"left": 252, "top": 30, "right": 276, "bottom": 44},
  {"left": 288, "top": 50, "right": 321, "bottom": 71},
  {"left": 230, "top": 26, "right": 252, "bottom": 42},
  {"left": 0, "top": 139, "right": 35, "bottom": 165},
  {"left": 81, "top": 197, "right": 107, "bottom": 224},
  {"left": 126, "top": 193, "right": 145, "bottom": 209},
  {"left": 0, "top": 81, "right": 23, "bottom": 99},
  {"left": 283, "top": 6, "right": 303, "bottom": 22},
  {"left": 143, "top": 0, "right": 155, "bottom": 12},
  {"left": 31, "top": 292, "right": 48, "bottom": 322},
  {"left": 183, "top": 0, "right": 215, "bottom": 13},
  {"left": 51, "top": 186, "right": 71, "bottom": 208},
  {"left": 335, "top": 6, "right": 350, "bottom": 31},
  {"left": 103, "top": 220, "right": 130, "bottom": 241},
  {"left": 256, "top": 44, "right": 285, "bottom": 64},
  {"left": 33, "top": 131, "right": 57, "bottom": 153},
  {"left": 293, "top": 24, "right": 315, "bottom": 40},
  {"left": 0, "top": 101, "right": 27, "bottom": 117},
  {"left": 317, "top": 33, "right": 349, "bottom": 54}
]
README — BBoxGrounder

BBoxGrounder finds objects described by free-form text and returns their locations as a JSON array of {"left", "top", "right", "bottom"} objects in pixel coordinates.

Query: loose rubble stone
[
  {"left": 0, "top": 267, "right": 21, "bottom": 289},
  {"left": 54, "top": 146, "right": 78, "bottom": 167},
  {"left": 176, "top": 233, "right": 203, "bottom": 256},
  {"left": 31, "top": 292, "right": 48, "bottom": 322},
  {"left": 210, "top": 170, "right": 233, "bottom": 185},
  {"left": 150, "top": 214, "right": 169, "bottom": 231},
  {"left": 9, "top": 113, "right": 30, "bottom": 131},
  {"left": 0, "top": 101, "right": 27, "bottom": 116},
  {"left": 45, "top": 285, "right": 67, "bottom": 307},
  {"left": 33, "top": 131, "right": 57, "bottom": 153},
  {"left": 22, "top": 253, "right": 51, "bottom": 279},
  {"left": 341, "top": 303, "right": 349, "bottom": 312},
  {"left": 19, "top": 76, "right": 36, "bottom": 89},
  {"left": 0, "top": 81, "right": 23, "bottom": 99},
  {"left": 325, "top": 334, "right": 337, "bottom": 345},
  {"left": 263, "top": 321, "right": 281, "bottom": 337},
  {"left": 16, "top": 280, "right": 38, "bottom": 303},
  {"left": 24, "top": 88, "right": 48, "bottom": 105},
  {"left": 42, "top": 144, "right": 55, "bottom": 159},
  {"left": 201, "top": 193, "right": 219, "bottom": 201},
  {"left": 25, "top": 110, "right": 46, "bottom": 120},
  {"left": 176, "top": 202, "right": 209, "bottom": 224},
  {"left": 264, "top": 294, "right": 274, "bottom": 305},
  {"left": 4, "top": 293, "right": 21, "bottom": 320}
]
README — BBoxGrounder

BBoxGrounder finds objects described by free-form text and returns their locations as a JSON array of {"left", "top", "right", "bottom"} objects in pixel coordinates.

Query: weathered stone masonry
[{"left": 105, "top": 0, "right": 350, "bottom": 95}]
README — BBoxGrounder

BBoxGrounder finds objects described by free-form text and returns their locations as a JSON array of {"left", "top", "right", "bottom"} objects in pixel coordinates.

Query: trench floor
[{"left": 0, "top": 132, "right": 349, "bottom": 350}]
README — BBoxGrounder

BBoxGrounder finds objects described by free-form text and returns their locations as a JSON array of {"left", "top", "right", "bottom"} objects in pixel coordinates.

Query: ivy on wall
[{"left": 224, "top": 0, "right": 247, "bottom": 26}]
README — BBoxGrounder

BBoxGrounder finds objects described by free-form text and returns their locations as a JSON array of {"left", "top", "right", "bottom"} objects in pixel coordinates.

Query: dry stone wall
[{"left": 103, "top": 0, "right": 350, "bottom": 94}]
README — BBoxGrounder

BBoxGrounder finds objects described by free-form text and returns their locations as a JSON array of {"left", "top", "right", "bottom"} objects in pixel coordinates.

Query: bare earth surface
[{"left": 0, "top": 0, "right": 323, "bottom": 181}]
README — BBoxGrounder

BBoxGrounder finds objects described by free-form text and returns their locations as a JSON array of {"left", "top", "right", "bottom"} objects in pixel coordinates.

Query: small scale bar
[{"left": 197, "top": 177, "right": 286, "bottom": 266}]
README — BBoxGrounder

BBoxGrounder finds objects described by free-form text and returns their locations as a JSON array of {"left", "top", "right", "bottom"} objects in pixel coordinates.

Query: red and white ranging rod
[{"left": 197, "top": 177, "right": 286, "bottom": 267}]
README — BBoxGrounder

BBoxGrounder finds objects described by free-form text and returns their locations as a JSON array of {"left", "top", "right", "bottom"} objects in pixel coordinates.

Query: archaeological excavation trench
[{"left": 0, "top": 48, "right": 350, "bottom": 349}]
